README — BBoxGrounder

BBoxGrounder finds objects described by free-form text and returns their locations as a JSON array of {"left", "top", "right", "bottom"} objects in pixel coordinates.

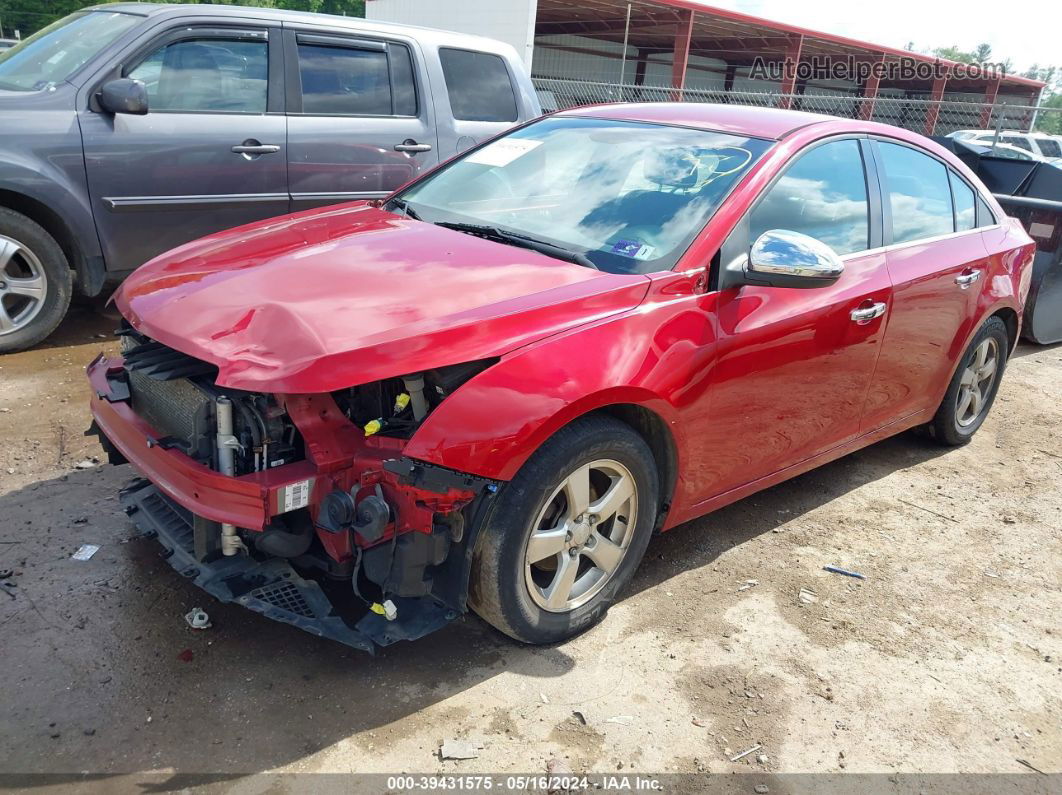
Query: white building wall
[{"left": 365, "top": 0, "right": 538, "bottom": 71}]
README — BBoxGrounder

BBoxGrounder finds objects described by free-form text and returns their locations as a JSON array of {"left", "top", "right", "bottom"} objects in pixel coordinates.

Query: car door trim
[
  {"left": 103, "top": 193, "right": 290, "bottom": 212},
  {"left": 290, "top": 191, "right": 390, "bottom": 204}
]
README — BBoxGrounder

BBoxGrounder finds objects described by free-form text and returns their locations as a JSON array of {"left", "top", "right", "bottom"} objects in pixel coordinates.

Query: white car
[{"left": 949, "top": 129, "right": 1062, "bottom": 162}]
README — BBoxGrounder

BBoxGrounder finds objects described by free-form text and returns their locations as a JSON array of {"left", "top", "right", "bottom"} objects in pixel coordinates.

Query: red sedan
[{"left": 87, "top": 104, "right": 1035, "bottom": 650}]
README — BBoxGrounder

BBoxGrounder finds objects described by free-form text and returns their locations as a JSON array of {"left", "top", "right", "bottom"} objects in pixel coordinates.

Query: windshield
[
  {"left": 396, "top": 117, "right": 772, "bottom": 274},
  {"left": 0, "top": 12, "right": 140, "bottom": 92}
]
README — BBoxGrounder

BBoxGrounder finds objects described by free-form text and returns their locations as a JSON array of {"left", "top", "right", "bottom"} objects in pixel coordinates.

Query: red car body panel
[
  {"left": 115, "top": 203, "right": 650, "bottom": 394},
  {"left": 93, "top": 104, "right": 1036, "bottom": 546}
]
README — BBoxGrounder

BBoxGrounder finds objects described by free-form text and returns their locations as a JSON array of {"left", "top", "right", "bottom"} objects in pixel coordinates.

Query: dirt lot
[{"left": 1, "top": 306, "right": 1060, "bottom": 786}]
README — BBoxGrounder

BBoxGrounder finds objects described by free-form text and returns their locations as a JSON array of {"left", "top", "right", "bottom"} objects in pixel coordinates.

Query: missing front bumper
[{"left": 120, "top": 479, "right": 456, "bottom": 653}]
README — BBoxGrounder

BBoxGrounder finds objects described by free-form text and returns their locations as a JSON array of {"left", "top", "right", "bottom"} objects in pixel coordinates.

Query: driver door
[
  {"left": 690, "top": 138, "right": 893, "bottom": 500},
  {"left": 79, "top": 23, "right": 288, "bottom": 273}
]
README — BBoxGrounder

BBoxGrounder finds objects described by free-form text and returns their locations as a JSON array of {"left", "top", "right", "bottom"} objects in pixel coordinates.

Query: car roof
[
  {"left": 558, "top": 102, "right": 884, "bottom": 141},
  {"left": 82, "top": 3, "right": 517, "bottom": 53}
]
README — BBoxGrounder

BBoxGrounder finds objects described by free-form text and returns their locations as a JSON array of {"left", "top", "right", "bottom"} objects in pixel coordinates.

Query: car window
[
  {"left": 1037, "top": 138, "right": 1062, "bottom": 158},
  {"left": 439, "top": 48, "right": 518, "bottom": 122},
  {"left": 0, "top": 11, "right": 140, "bottom": 91},
  {"left": 877, "top": 141, "right": 954, "bottom": 244},
  {"left": 129, "top": 37, "right": 267, "bottom": 113},
  {"left": 398, "top": 116, "right": 772, "bottom": 274},
  {"left": 949, "top": 171, "right": 976, "bottom": 232},
  {"left": 297, "top": 41, "right": 415, "bottom": 116},
  {"left": 976, "top": 195, "right": 997, "bottom": 227},
  {"left": 1001, "top": 135, "right": 1033, "bottom": 152},
  {"left": 992, "top": 146, "right": 1032, "bottom": 161},
  {"left": 749, "top": 139, "right": 869, "bottom": 256}
]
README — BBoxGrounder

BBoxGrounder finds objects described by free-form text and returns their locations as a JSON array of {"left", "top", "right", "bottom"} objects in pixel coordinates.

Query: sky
[{"left": 699, "top": 0, "right": 1058, "bottom": 74}]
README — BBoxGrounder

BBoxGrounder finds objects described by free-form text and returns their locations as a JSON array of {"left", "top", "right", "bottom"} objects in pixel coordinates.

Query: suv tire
[{"left": 0, "top": 208, "right": 72, "bottom": 354}]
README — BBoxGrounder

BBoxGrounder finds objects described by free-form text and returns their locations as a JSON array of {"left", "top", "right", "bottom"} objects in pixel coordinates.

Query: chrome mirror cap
[{"left": 748, "top": 229, "right": 844, "bottom": 283}]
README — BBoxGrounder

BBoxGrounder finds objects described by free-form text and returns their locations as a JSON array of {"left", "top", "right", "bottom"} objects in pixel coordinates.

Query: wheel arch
[
  {"left": 0, "top": 187, "right": 105, "bottom": 297},
  {"left": 989, "top": 305, "right": 1019, "bottom": 355},
  {"left": 594, "top": 403, "right": 678, "bottom": 531}
]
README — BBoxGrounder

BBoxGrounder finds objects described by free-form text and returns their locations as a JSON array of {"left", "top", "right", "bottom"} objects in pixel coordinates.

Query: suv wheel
[
  {"left": 469, "top": 415, "right": 659, "bottom": 645},
  {"left": 0, "top": 208, "right": 73, "bottom": 354},
  {"left": 925, "top": 316, "right": 1009, "bottom": 446}
]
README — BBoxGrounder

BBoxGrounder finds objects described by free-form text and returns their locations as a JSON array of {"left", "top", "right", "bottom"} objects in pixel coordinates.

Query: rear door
[
  {"left": 80, "top": 23, "right": 288, "bottom": 273},
  {"left": 284, "top": 27, "right": 437, "bottom": 211},
  {"left": 860, "top": 139, "right": 992, "bottom": 430},
  {"left": 434, "top": 47, "right": 522, "bottom": 157}
]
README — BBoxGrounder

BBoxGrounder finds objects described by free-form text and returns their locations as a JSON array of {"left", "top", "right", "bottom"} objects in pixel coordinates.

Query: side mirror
[
  {"left": 97, "top": 78, "right": 149, "bottom": 115},
  {"left": 746, "top": 229, "right": 844, "bottom": 288}
]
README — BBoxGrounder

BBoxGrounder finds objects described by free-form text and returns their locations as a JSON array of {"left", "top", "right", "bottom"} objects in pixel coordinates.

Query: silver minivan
[{"left": 0, "top": 3, "right": 540, "bottom": 352}]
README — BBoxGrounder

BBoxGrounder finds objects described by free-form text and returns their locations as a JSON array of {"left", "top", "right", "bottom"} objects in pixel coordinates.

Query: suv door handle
[
  {"left": 955, "top": 269, "right": 982, "bottom": 288},
  {"left": 850, "top": 301, "right": 887, "bottom": 324},
  {"left": 231, "top": 142, "right": 280, "bottom": 156},
  {"left": 394, "top": 139, "right": 432, "bottom": 153}
]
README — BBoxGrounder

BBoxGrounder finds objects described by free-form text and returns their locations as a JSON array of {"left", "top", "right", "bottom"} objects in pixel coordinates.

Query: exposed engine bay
[{"left": 88, "top": 324, "right": 501, "bottom": 652}]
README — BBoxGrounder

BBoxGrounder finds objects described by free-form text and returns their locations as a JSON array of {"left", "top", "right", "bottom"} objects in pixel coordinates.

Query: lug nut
[{"left": 569, "top": 547, "right": 579, "bottom": 557}]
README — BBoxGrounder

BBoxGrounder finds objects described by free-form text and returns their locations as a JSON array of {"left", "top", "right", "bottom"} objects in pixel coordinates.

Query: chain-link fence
[{"left": 532, "top": 77, "right": 1061, "bottom": 138}]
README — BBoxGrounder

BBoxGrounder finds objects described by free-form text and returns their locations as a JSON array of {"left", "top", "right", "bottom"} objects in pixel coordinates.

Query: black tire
[
  {"left": 924, "top": 316, "right": 1009, "bottom": 446},
  {"left": 0, "top": 207, "right": 73, "bottom": 354},
  {"left": 468, "top": 414, "right": 659, "bottom": 645}
]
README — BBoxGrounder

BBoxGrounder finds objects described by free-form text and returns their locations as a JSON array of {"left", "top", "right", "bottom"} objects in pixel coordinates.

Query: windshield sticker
[
  {"left": 611, "top": 240, "right": 656, "bottom": 260},
  {"left": 465, "top": 139, "right": 543, "bottom": 167}
]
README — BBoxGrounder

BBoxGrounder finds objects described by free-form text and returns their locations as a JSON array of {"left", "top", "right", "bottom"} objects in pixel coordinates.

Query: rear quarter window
[{"left": 439, "top": 47, "right": 517, "bottom": 122}]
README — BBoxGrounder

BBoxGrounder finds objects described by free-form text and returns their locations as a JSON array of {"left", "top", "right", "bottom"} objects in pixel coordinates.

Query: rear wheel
[
  {"left": 925, "top": 316, "right": 1009, "bottom": 446},
  {"left": 0, "top": 208, "right": 72, "bottom": 354},
  {"left": 469, "top": 415, "right": 658, "bottom": 645}
]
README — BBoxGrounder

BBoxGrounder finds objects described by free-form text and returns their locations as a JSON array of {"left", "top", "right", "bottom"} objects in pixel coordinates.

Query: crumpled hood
[{"left": 116, "top": 203, "right": 651, "bottom": 393}]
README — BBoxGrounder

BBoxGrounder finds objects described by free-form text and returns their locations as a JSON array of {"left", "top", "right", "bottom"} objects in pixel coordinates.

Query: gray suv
[{"left": 0, "top": 3, "right": 539, "bottom": 352}]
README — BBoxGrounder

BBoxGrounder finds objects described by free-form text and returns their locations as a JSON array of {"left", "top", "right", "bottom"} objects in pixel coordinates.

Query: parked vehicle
[
  {"left": 0, "top": 39, "right": 17, "bottom": 51},
  {"left": 0, "top": 3, "right": 538, "bottom": 352},
  {"left": 88, "top": 103, "right": 1034, "bottom": 652},
  {"left": 948, "top": 129, "right": 1062, "bottom": 163}
]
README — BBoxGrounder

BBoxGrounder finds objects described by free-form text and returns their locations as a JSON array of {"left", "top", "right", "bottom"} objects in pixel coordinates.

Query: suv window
[
  {"left": 1038, "top": 138, "right": 1062, "bottom": 158},
  {"left": 949, "top": 171, "right": 976, "bottom": 232},
  {"left": 0, "top": 11, "right": 140, "bottom": 91},
  {"left": 439, "top": 48, "right": 517, "bottom": 122},
  {"left": 877, "top": 141, "right": 954, "bottom": 244},
  {"left": 1001, "top": 135, "right": 1033, "bottom": 152},
  {"left": 297, "top": 41, "right": 416, "bottom": 116},
  {"left": 129, "top": 37, "right": 267, "bottom": 113},
  {"left": 748, "top": 139, "right": 869, "bottom": 256}
]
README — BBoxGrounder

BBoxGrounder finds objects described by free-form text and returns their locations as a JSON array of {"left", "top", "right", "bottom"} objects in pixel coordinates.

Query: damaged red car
[{"left": 87, "top": 104, "right": 1034, "bottom": 651}]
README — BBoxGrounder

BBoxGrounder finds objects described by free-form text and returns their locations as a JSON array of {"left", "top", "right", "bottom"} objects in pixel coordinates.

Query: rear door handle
[
  {"left": 955, "top": 269, "right": 982, "bottom": 288},
  {"left": 394, "top": 140, "right": 432, "bottom": 153},
  {"left": 850, "top": 302, "right": 887, "bottom": 324}
]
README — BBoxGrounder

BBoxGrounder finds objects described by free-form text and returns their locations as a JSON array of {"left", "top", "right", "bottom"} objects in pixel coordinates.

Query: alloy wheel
[
  {"left": 524, "top": 458, "right": 638, "bottom": 613},
  {"left": 0, "top": 234, "right": 48, "bottom": 336},
  {"left": 956, "top": 337, "right": 999, "bottom": 428}
]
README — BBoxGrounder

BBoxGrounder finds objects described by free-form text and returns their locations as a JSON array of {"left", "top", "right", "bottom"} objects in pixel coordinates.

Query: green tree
[
  {"left": 932, "top": 45, "right": 975, "bottom": 64},
  {"left": 972, "top": 43, "right": 992, "bottom": 64}
]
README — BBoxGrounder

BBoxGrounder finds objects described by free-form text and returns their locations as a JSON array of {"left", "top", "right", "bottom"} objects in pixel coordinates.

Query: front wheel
[
  {"left": 468, "top": 415, "right": 659, "bottom": 645},
  {"left": 0, "top": 208, "right": 73, "bottom": 353},
  {"left": 925, "top": 316, "right": 1009, "bottom": 446}
]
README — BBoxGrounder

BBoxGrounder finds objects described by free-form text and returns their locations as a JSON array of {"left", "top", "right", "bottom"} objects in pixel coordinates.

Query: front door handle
[
  {"left": 850, "top": 302, "right": 887, "bottom": 324},
  {"left": 955, "top": 269, "right": 982, "bottom": 288},
  {"left": 394, "top": 139, "right": 432, "bottom": 153},
  {"left": 231, "top": 140, "right": 281, "bottom": 158}
]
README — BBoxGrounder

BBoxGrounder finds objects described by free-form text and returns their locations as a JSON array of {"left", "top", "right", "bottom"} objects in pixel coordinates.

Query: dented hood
[{"left": 115, "top": 203, "right": 651, "bottom": 393}]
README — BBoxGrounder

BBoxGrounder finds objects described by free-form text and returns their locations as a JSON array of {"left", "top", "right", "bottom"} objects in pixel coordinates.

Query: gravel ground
[{"left": 0, "top": 307, "right": 1059, "bottom": 786}]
